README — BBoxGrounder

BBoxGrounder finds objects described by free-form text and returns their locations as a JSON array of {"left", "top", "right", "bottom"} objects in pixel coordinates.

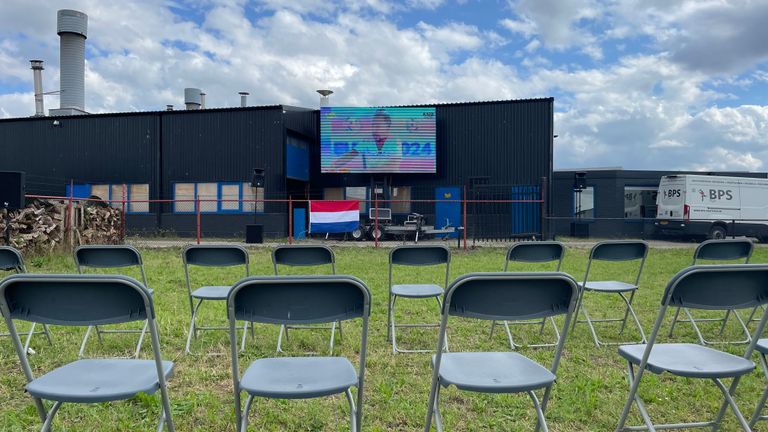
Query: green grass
[{"left": 2, "top": 245, "right": 768, "bottom": 431}]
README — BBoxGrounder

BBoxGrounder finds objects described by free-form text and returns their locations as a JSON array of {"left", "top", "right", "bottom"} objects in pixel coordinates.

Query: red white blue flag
[{"left": 309, "top": 200, "right": 359, "bottom": 233}]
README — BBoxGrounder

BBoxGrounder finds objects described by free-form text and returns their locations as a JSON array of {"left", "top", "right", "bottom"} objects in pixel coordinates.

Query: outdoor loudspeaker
[
  {"left": 574, "top": 172, "right": 587, "bottom": 190},
  {"left": 0, "top": 171, "right": 25, "bottom": 210},
  {"left": 251, "top": 168, "right": 265, "bottom": 188}
]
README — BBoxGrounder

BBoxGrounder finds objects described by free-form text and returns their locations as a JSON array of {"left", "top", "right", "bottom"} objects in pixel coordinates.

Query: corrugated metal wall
[{"left": 0, "top": 114, "right": 159, "bottom": 198}]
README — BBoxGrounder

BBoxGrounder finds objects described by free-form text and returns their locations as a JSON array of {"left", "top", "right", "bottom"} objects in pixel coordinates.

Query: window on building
[
  {"left": 129, "top": 184, "right": 150, "bottom": 213},
  {"left": 324, "top": 188, "right": 344, "bottom": 200},
  {"left": 390, "top": 186, "right": 412, "bottom": 214},
  {"left": 345, "top": 187, "right": 367, "bottom": 213},
  {"left": 174, "top": 183, "right": 195, "bottom": 213},
  {"left": 242, "top": 183, "right": 265, "bottom": 213},
  {"left": 574, "top": 187, "right": 594, "bottom": 219},
  {"left": 110, "top": 184, "right": 124, "bottom": 209},
  {"left": 91, "top": 184, "right": 110, "bottom": 202},
  {"left": 220, "top": 184, "right": 240, "bottom": 212},
  {"left": 624, "top": 187, "right": 658, "bottom": 219},
  {"left": 196, "top": 183, "right": 218, "bottom": 213}
]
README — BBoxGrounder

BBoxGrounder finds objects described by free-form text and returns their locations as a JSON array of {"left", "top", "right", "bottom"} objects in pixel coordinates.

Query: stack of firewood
[{"left": 0, "top": 199, "right": 122, "bottom": 252}]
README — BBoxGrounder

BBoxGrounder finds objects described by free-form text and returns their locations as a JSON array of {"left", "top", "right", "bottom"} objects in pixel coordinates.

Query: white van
[{"left": 655, "top": 174, "right": 768, "bottom": 241}]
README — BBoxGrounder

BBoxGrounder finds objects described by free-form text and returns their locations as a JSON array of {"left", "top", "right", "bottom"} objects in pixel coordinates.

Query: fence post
[
  {"left": 374, "top": 194, "right": 379, "bottom": 248},
  {"left": 462, "top": 185, "right": 467, "bottom": 251},
  {"left": 67, "top": 179, "right": 74, "bottom": 247},
  {"left": 540, "top": 176, "right": 548, "bottom": 240},
  {"left": 120, "top": 183, "right": 126, "bottom": 243},
  {"left": 196, "top": 197, "right": 201, "bottom": 245},
  {"left": 288, "top": 196, "right": 293, "bottom": 244}
]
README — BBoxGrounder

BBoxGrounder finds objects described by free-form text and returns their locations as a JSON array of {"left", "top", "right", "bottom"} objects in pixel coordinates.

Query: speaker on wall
[
  {"left": 0, "top": 171, "right": 25, "bottom": 210},
  {"left": 573, "top": 172, "right": 587, "bottom": 190}
]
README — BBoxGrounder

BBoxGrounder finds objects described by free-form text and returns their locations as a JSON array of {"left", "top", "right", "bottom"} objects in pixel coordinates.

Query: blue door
[
  {"left": 435, "top": 187, "right": 461, "bottom": 238},
  {"left": 293, "top": 208, "right": 307, "bottom": 240}
]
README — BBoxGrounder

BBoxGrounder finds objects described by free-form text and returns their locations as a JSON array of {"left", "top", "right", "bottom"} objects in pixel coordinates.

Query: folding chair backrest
[
  {"left": 183, "top": 244, "right": 249, "bottom": 270},
  {"left": 445, "top": 272, "right": 578, "bottom": 321},
  {"left": 0, "top": 274, "right": 153, "bottom": 327},
  {"left": 590, "top": 241, "right": 648, "bottom": 261},
  {"left": 664, "top": 265, "right": 768, "bottom": 312},
  {"left": 229, "top": 275, "right": 370, "bottom": 325},
  {"left": 0, "top": 246, "right": 25, "bottom": 273},
  {"left": 505, "top": 241, "right": 565, "bottom": 271},
  {"left": 390, "top": 245, "right": 450, "bottom": 267},
  {"left": 75, "top": 245, "right": 147, "bottom": 285},
  {"left": 692, "top": 239, "right": 753, "bottom": 265},
  {"left": 272, "top": 245, "right": 335, "bottom": 275}
]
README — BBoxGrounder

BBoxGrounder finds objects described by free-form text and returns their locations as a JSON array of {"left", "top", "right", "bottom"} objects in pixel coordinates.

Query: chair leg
[
  {"left": 40, "top": 401, "right": 63, "bottom": 432},
  {"left": 617, "top": 362, "right": 657, "bottom": 432},
  {"left": 276, "top": 325, "right": 287, "bottom": 354},
  {"left": 94, "top": 325, "right": 104, "bottom": 344},
  {"left": 386, "top": 292, "right": 393, "bottom": 342},
  {"left": 718, "top": 310, "right": 732, "bottom": 336},
  {"left": 502, "top": 321, "right": 516, "bottom": 350},
  {"left": 618, "top": 292, "right": 647, "bottom": 344},
  {"left": 134, "top": 320, "right": 149, "bottom": 359},
  {"left": 682, "top": 307, "right": 708, "bottom": 345},
  {"left": 79, "top": 325, "right": 94, "bottom": 358},
  {"left": 432, "top": 383, "right": 444, "bottom": 432},
  {"left": 391, "top": 295, "right": 398, "bottom": 354},
  {"left": 711, "top": 378, "right": 752, "bottom": 431},
  {"left": 24, "top": 322, "right": 37, "bottom": 353},
  {"left": 580, "top": 303, "right": 602, "bottom": 347},
  {"left": 240, "top": 321, "right": 249, "bottom": 353},
  {"left": 529, "top": 390, "right": 549, "bottom": 432},
  {"left": 571, "top": 289, "right": 584, "bottom": 332},
  {"left": 750, "top": 353, "right": 768, "bottom": 427},
  {"left": 185, "top": 299, "right": 204, "bottom": 355},
  {"left": 241, "top": 394, "right": 254, "bottom": 432},
  {"left": 346, "top": 388, "right": 358, "bottom": 432},
  {"left": 42, "top": 324, "right": 53, "bottom": 345},
  {"left": 668, "top": 306, "right": 683, "bottom": 337},
  {"left": 329, "top": 321, "right": 337, "bottom": 355},
  {"left": 392, "top": 295, "right": 444, "bottom": 354}
]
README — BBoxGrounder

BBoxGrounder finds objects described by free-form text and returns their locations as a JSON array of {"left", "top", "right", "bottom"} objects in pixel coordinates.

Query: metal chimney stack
[
  {"left": 239, "top": 92, "right": 249, "bottom": 107},
  {"left": 184, "top": 88, "right": 202, "bottom": 110},
  {"left": 200, "top": 92, "right": 206, "bottom": 109},
  {"left": 317, "top": 89, "right": 333, "bottom": 107},
  {"left": 30, "top": 60, "right": 45, "bottom": 116},
  {"left": 57, "top": 9, "right": 87, "bottom": 113}
]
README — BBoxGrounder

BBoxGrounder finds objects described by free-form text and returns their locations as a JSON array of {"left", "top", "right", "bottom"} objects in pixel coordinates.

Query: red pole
[
  {"left": 67, "top": 179, "right": 74, "bottom": 243},
  {"left": 196, "top": 197, "right": 201, "bottom": 245},
  {"left": 120, "top": 184, "right": 126, "bottom": 242},
  {"left": 288, "top": 196, "right": 293, "bottom": 244},
  {"left": 462, "top": 185, "right": 467, "bottom": 251},
  {"left": 374, "top": 194, "right": 379, "bottom": 248}
]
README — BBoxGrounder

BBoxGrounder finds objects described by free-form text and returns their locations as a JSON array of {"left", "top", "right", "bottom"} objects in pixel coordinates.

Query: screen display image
[{"left": 321, "top": 106, "right": 436, "bottom": 173}]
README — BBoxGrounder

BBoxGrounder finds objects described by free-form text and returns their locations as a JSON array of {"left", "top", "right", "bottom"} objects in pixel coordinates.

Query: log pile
[{"left": 0, "top": 199, "right": 122, "bottom": 252}]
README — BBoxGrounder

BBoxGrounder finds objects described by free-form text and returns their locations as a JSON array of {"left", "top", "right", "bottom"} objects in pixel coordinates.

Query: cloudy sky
[{"left": 1, "top": 0, "right": 767, "bottom": 171}]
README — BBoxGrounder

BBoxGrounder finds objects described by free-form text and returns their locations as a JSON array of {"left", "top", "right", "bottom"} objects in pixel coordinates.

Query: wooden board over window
[
  {"left": 129, "top": 184, "right": 149, "bottom": 213},
  {"left": 174, "top": 183, "right": 195, "bottom": 212}
]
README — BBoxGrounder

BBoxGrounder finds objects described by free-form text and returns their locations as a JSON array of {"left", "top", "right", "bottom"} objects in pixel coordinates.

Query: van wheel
[
  {"left": 708, "top": 225, "right": 727, "bottom": 240},
  {"left": 351, "top": 225, "right": 366, "bottom": 241}
]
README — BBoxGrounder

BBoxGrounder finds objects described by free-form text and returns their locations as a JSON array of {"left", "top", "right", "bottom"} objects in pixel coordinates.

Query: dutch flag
[{"left": 309, "top": 200, "right": 360, "bottom": 233}]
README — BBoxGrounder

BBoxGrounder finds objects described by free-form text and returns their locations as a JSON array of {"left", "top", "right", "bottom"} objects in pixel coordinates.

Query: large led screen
[{"left": 321, "top": 107, "right": 436, "bottom": 173}]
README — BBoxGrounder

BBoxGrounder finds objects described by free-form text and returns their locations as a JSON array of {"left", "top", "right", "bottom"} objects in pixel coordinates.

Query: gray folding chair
[
  {"left": 616, "top": 264, "right": 768, "bottom": 432},
  {"left": 227, "top": 275, "right": 370, "bottom": 432},
  {"left": 182, "top": 244, "right": 252, "bottom": 355},
  {"left": 387, "top": 245, "right": 450, "bottom": 354},
  {"left": 572, "top": 240, "right": 648, "bottom": 347},
  {"left": 490, "top": 241, "right": 565, "bottom": 349},
  {"left": 0, "top": 246, "right": 52, "bottom": 353},
  {"left": 75, "top": 245, "right": 152, "bottom": 358},
  {"left": 272, "top": 245, "right": 341, "bottom": 355},
  {"left": 668, "top": 239, "right": 754, "bottom": 345},
  {"left": 750, "top": 339, "right": 768, "bottom": 427},
  {"left": 0, "top": 274, "right": 174, "bottom": 432},
  {"left": 424, "top": 272, "right": 579, "bottom": 432}
]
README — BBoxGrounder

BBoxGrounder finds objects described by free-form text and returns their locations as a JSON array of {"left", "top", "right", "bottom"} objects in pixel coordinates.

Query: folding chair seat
[
  {"left": 0, "top": 246, "right": 52, "bottom": 353},
  {"left": 572, "top": 240, "right": 648, "bottom": 347},
  {"left": 387, "top": 245, "right": 450, "bottom": 354},
  {"left": 75, "top": 245, "right": 153, "bottom": 358},
  {"left": 424, "top": 272, "right": 579, "bottom": 432},
  {"left": 616, "top": 264, "right": 768, "bottom": 432},
  {"left": 271, "top": 245, "right": 341, "bottom": 355},
  {"left": 182, "top": 244, "right": 252, "bottom": 355},
  {"left": 489, "top": 241, "right": 565, "bottom": 349},
  {"left": 0, "top": 274, "right": 175, "bottom": 432},
  {"left": 668, "top": 239, "right": 754, "bottom": 345},
  {"left": 227, "top": 275, "right": 370, "bottom": 431}
]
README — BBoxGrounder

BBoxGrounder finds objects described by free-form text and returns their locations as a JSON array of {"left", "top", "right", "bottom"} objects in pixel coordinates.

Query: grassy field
[{"left": 2, "top": 245, "right": 768, "bottom": 431}]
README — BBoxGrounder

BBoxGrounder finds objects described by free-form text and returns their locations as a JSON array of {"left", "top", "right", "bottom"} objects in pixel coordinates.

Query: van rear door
[{"left": 657, "top": 176, "right": 686, "bottom": 220}]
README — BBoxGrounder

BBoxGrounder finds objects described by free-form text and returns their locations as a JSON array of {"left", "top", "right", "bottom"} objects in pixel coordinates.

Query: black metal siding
[{"left": 0, "top": 114, "right": 159, "bottom": 201}]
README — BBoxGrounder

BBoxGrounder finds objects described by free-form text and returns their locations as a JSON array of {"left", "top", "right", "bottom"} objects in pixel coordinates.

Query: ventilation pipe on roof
[
  {"left": 51, "top": 9, "right": 88, "bottom": 116},
  {"left": 184, "top": 88, "right": 202, "bottom": 110},
  {"left": 166, "top": 104, "right": 174, "bottom": 111},
  {"left": 317, "top": 89, "right": 333, "bottom": 107},
  {"left": 30, "top": 60, "right": 45, "bottom": 116},
  {"left": 200, "top": 92, "right": 206, "bottom": 109},
  {"left": 239, "top": 92, "right": 249, "bottom": 107}
]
